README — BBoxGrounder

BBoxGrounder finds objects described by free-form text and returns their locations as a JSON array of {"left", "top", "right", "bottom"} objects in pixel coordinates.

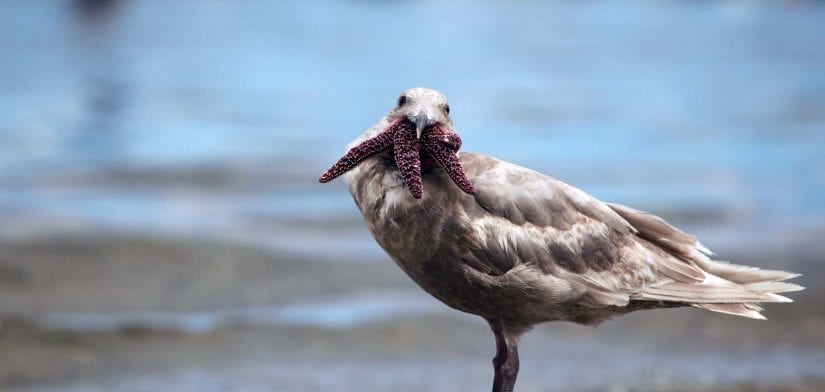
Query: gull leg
[{"left": 488, "top": 319, "right": 520, "bottom": 392}]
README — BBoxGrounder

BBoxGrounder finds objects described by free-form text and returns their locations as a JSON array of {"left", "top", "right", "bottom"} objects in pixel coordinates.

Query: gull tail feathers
[
  {"left": 638, "top": 281, "right": 793, "bottom": 304},
  {"left": 692, "top": 303, "right": 766, "bottom": 320},
  {"left": 635, "top": 270, "right": 803, "bottom": 319},
  {"left": 694, "top": 259, "right": 800, "bottom": 285},
  {"left": 607, "top": 202, "right": 803, "bottom": 319}
]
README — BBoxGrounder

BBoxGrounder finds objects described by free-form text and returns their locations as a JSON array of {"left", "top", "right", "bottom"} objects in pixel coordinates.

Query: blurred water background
[{"left": 1, "top": 1, "right": 824, "bottom": 391}]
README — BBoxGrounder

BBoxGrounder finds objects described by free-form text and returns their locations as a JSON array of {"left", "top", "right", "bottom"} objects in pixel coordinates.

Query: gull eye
[
  {"left": 444, "top": 104, "right": 450, "bottom": 114},
  {"left": 397, "top": 95, "right": 407, "bottom": 107}
]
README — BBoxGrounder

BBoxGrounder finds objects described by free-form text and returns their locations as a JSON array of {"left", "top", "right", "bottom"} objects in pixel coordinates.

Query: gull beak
[{"left": 412, "top": 111, "right": 433, "bottom": 139}]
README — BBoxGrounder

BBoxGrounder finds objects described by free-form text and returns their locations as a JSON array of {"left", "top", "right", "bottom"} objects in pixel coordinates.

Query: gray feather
[{"left": 344, "top": 147, "right": 803, "bottom": 324}]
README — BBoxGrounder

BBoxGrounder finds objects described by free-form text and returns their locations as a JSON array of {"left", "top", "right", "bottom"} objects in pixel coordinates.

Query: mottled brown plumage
[{"left": 319, "top": 87, "right": 803, "bottom": 392}]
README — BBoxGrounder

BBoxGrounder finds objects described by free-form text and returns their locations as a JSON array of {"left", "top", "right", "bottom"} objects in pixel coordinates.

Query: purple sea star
[{"left": 319, "top": 119, "right": 475, "bottom": 199}]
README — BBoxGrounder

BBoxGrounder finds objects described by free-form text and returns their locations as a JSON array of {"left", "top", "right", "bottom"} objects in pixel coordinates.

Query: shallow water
[{"left": 35, "top": 290, "right": 447, "bottom": 333}]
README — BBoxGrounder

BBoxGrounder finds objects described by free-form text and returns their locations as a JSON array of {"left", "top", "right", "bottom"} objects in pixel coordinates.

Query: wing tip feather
[{"left": 692, "top": 303, "right": 768, "bottom": 320}]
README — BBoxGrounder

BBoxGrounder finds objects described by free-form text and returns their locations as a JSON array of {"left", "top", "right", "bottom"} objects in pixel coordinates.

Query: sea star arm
[
  {"left": 422, "top": 128, "right": 476, "bottom": 195},
  {"left": 319, "top": 128, "right": 394, "bottom": 183},
  {"left": 392, "top": 121, "right": 424, "bottom": 199}
]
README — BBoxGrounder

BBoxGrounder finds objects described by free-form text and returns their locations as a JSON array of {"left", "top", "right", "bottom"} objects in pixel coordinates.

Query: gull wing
[{"left": 456, "top": 152, "right": 802, "bottom": 316}]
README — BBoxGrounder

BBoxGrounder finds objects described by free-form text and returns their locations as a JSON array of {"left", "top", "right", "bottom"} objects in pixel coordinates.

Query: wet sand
[{"left": 1, "top": 234, "right": 822, "bottom": 391}]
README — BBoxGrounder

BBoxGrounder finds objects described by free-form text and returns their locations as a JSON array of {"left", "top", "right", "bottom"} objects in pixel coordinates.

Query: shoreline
[{"left": 1, "top": 233, "right": 820, "bottom": 391}]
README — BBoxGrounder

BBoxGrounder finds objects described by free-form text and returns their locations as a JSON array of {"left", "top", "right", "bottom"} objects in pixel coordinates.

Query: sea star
[{"left": 319, "top": 119, "right": 475, "bottom": 199}]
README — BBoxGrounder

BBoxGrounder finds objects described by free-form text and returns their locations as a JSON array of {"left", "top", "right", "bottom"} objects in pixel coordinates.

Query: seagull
[{"left": 319, "top": 87, "right": 803, "bottom": 392}]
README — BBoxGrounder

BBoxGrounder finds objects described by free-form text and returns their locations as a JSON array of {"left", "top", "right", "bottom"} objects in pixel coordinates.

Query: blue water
[{"left": 1, "top": 0, "right": 824, "bottom": 260}]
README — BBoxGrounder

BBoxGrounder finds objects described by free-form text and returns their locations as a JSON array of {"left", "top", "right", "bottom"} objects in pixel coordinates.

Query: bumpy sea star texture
[
  {"left": 392, "top": 120, "right": 424, "bottom": 198},
  {"left": 423, "top": 126, "right": 475, "bottom": 195},
  {"left": 319, "top": 119, "right": 475, "bottom": 198},
  {"left": 318, "top": 125, "right": 395, "bottom": 183}
]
